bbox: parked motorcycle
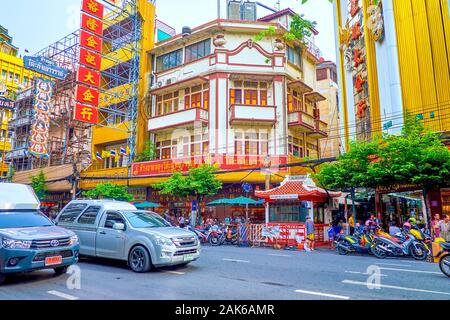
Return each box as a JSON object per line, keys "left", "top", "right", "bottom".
{"left": 370, "top": 228, "right": 428, "bottom": 260}
{"left": 335, "top": 229, "right": 375, "bottom": 255}
{"left": 437, "top": 242, "right": 450, "bottom": 278}
{"left": 209, "top": 224, "right": 239, "bottom": 246}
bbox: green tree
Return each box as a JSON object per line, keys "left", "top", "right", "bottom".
{"left": 83, "top": 183, "right": 134, "bottom": 202}
{"left": 31, "top": 170, "right": 47, "bottom": 201}
{"left": 154, "top": 165, "right": 222, "bottom": 226}
{"left": 135, "top": 141, "right": 156, "bottom": 162}
{"left": 314, "top": 115, "right": 450, "bottom": 225}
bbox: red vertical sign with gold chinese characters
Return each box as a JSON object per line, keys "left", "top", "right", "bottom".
{"left": 75, "top": 0, "right": 104, "bottom": 125}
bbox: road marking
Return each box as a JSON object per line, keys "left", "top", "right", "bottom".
{"left": 379, "top": 267, "right": 441, "bottom": 275}
{"left": 47, "top": 290, "right": 79, "bottom": 300}
{"left": 164, "top": 271, "right": 185, "bottom": 275}
{"left": 222, "top": 258, "right": 250, "bottom": 263}
{"left": 344, "top": 271, "right": 388, "bottom": 277}
{"left": 375, "top": 263, "right": 412, "bottom": 267}
{"left": 342, "top": 280, "right": 450, "bottom": 296}
{"left": 268, "top": 254, "right": 291, "bottom": 257}
{"left": 295, "top": 289, "right": 350, "bottom": 300}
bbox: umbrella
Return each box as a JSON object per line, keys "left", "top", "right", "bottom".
{"left": 226, "top": 196, "right": 260, "bottom": 205}
{"left": 134, "top": 202, "right": 160, "bottom": 209}
{"left": 206, "top": 198, "right": 232, "bottom": 206}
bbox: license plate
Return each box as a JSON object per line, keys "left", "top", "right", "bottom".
{"left": 45, "top": 256, "right": 62, "bottom": 266}
{"left": 183, "top": 254, "right": 195, "bottom": 262}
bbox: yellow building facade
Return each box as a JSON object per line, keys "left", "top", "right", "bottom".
{"left": 334, "top": 0, "right": 450, "bottom": 146}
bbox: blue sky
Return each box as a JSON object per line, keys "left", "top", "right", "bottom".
{"left": 0, "top": 0, "right": 336, "bottom": 61}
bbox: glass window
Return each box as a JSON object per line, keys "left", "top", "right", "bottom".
{"left": 234, "top": 131, "right": 269, "bottom": 156}
{"left": 77, "top": 206, "right": 101, "bottom": 225}
{"left": 185, "top": 39, "right": 211, "bottom": 63}
{"left": 123, "top": 211, "right": 171, "bottom": 228}
{"left": 156, "top": 49, "right": 183, "bottom": 72}
{"left": 230, "top": 81, "right": 270, "bottom": 106}
{"left": 286, "top": 46, "right": 302, "bottom": 68}
{"left": 0, "top": 212, "right": 53, "bottom": 228}
{"left": 104, "top": 211, "right": 126, "bottom": 229}
{"left": 58, "top": 203, "right": 88, "bottom": 223}
{"left": 184, "top": 84, "right": 209, "bottom": 110}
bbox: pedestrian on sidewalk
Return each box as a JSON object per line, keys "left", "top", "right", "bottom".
{"left": 305, "top": 217, "right": 315, "bottom": 252}
{"left": 438, "top": 214, "right": 450, "bottom": 242}
{"left": 431, "top": 214, "right": 442, "bottom": 240}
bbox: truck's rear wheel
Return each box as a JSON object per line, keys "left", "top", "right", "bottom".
{"left": 0, "top": 273, "right": 5, "bottom": 285}
{"left": 128, "top": 246, "right": 152, "bottom": 273}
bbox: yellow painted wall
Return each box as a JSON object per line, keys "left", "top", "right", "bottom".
{"left": 393, "top": 0, "right": 450, "bottom": 132}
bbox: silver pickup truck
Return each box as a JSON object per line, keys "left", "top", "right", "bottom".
{"left": 55, "top": 200, "right": 200, "bottom": 272}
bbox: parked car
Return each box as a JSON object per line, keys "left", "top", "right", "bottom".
{"left": 0, "top": 184, "right": 80, "bottom": 285}
{"left": 55, "top": 200, "right": 201, "bottom": 272}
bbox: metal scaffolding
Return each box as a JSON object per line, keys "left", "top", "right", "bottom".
{"left": 8, "top": 0, "right": 143, "bottom": 171}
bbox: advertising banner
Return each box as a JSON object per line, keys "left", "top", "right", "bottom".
{"left": 79, "top": 30, "right": 103, "bottom": 53}
{"left": 29, "top": 78, "right": 54, "bottom": 157}
{"left": 79, "top": 48, "right": 101, "bottom": 71}
{"left": 77, "top": 65, "right": 100, "bottom": 87}
{"left": 81, "top": 13, "right": 103, "bottom": 37}
{"left": 76, "top": 84, "right": 100, "bottom": 106}
{"left": 74, "top": 104, "right": 99, "bottom": 124}
{"left": 81, "top": 0, "right": 104, "bottom": 19}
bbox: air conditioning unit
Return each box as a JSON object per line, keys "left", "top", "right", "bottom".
{"left": 166, "top": 77, "right": 177, "bottom": 86}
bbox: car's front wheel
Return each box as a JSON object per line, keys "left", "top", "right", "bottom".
{"left": 0, "top": 273, "right": 5, "bottom": 285}
{"left": 53, "top": 266, "right": 69, "bottom": 275}
{"left": 128, "top": 246, "right": 152, "bottom": 273}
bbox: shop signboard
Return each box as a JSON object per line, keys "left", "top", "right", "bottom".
{"left": 269, "top": 194, "right": 299, "bottom": 200}
{"left": 79, "top": 30, "right": 103, "bottom": 53}
{"left": 0, "top": 97, "right": 14, "bottom": 110}
{"left": 23, "top": 56, "right": 68, "bottom": 81}
{"left": 132, "top": 155, "right": 288, "bottom": 177}
{"left": 73, "top": 104, "right": 98, "bottom": 124}
{"left": 81, "top": 0, "right": 104, "bottom": 19}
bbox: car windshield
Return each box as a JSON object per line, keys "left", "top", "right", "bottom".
{"left": 0, "top": 211, "right": 53, "bottom": 229}
{"left": 123, "top": 211, "right": 171, "bottom": 228}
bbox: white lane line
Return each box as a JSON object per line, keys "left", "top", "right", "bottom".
{"left": 344, "top": 271, "right": 388, "bottom": 277}
{"left": 379, "top": 267, "right": 441, "bottom": 275}
{"left": 47, "top": 290, "right": 79, "bottom": 300}
{"left": 375, "top": 263, "right": 412, "bottom": 267}
{"left": 295, "top": 289, "right": 350, "bottom": 300}
{"left": 342, "top": 280, "right": 450, "bottom": 296}
{"left": 165, "top": 271, "right": 185, "bottom": 275}
{"left": 268, "top": 254, "right": 292, "bottom": 257}
{"left": 222, "top": 258, "right": 250, "bottom": 263}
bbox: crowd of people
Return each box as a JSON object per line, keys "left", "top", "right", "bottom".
{"left": 162, "top": 210, "right": 249, "bottom": 228}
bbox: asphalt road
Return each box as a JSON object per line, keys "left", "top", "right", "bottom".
{"left": 0, "top": 245, "right": 448, "bottom": 300}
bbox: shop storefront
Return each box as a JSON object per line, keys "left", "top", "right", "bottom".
{"left": 141, "top": 183, "right": 266, "bottom": 223}
{"left": 376, "top": 185, "right": 444, "bottom": 227}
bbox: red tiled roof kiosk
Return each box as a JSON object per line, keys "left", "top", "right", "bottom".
{"left": 255, "top": 176, "right": 341, "bottom": 224}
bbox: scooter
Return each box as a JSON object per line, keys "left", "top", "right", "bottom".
{"left": 209, "top": 224, "right": 239, "bottom": 246}
{"left": 370, "top": 228, "right": 428, "bottom": 260}
{"left": 437, "top": 242, "right": 450, "bottom": 277}
{"left": 335, "top": 229, "right": 375, "bottom": 255}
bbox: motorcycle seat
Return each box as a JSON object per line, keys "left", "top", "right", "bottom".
{"left": 441, "top": 242, "right": 450, "bottom": 250}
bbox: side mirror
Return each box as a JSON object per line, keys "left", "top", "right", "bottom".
{"left": 113, "top": 223, "right": 125, "bottom": 231}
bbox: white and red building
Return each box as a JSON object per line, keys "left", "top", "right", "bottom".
{"left": 137, "top": 10, "right": 331, "bottom": 223}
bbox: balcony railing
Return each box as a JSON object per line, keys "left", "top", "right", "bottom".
{"left": 288, "top": 111, "right": 316, "bottom": 131}
{"left": 304, "top": 38, "right": 322, "bottom": 60}
{"left": 229, "top": 104, "right": 276, "bottom": 125}
{"left": 148, "top": 107, "right": 209, "bottom": 132}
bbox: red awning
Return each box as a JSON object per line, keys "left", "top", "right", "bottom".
{"left": 255, "top": 178, "right": 341, "bottom": 202}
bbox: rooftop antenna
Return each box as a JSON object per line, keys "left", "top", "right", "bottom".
{"left": 275, "top": 0, "right": 281, "bottom": 11}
